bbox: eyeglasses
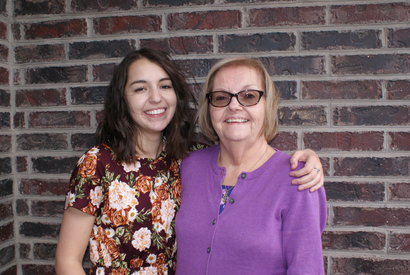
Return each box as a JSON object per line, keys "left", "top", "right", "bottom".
{"left": 207, "top": 90, "right": 265, "bottom": 107}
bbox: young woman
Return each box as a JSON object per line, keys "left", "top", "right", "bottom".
{"left": 55, "top": 48, "right": 324, "bottom": 275}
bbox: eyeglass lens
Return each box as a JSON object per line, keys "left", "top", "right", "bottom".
{"left": 209, "top": 90, "right": 262, "bottom": 107}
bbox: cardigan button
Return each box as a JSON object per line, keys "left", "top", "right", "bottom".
{"left": 241, "top": 173, "right": 246, "bottom": 179}
{"left": 229, "top": 198, "right": 235, "bottom": 204}
{"left": 212, "top": 219, "right": 216, "bottom": 225}
{"left": 207, "top": 247, "right": 211, "bottom": 253}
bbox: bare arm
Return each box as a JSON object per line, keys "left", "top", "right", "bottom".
{"left": 55, "top": 207, "right": 95, "bottom": 275}
{"left": 289, "top": 149, "right": 324, "bottom": 192}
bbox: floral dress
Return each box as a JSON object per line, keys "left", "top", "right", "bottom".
{"left": 64, "top": 143, "right": 202, "bottom": 275}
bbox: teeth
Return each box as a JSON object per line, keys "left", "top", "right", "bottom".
{"left": 226, "top": 118, "right": 248, "bottom": 123}
{"left": 145, "top": 109, "right": 165, "bottom": 115}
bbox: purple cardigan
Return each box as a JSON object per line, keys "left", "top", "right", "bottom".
{"left": 175, "top": 145, "right": 327, "bottom": 275}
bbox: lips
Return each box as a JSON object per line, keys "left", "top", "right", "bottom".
{"left": 225, "top": 118, "right": 248, "bottom": 123}
{"left": 145, "top": 108, "right": 166, "bottom": 115}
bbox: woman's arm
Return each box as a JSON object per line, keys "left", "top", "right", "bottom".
{"left": 289, "top": 149, "right": 324, "bottom": 192}
{"left": 55, "top": 207, "right": 95, "bottom": 275}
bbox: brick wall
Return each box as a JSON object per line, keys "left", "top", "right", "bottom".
{"left": 0, "top": 0, "right": 409, "bottom": 274}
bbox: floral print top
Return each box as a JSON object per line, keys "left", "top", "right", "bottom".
{"left": 64, "top": 142, "right": 203, "bottom": 275}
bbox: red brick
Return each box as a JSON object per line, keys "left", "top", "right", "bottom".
{"left": 12, "top": 23, "right": 21, "bottom": 40}
{"left": 0, "top": 89, "right": 10, "bottom": 106}
{"left": 389, "top": 183, "right": 410, "bottom": 201}
{"left": 275, "top": 81, "right": 297, "bottom": 100}
{"left": 322, "top": 231, "right": 385, "bottom": 250}
{"left": 1, "top": 266, "right": 17, "bottom": 275}
{"left": 0, "top": 21, "right": 6, "bottom": 39}
{"left": 71, "top": 0, "right": 137, "bottom": 12}
{"left": 71, "top": 86, "right": 105, "bottom": 105}
{"left": 17, "top": 156, "right": 27, "bottom": 173}
{"left": 32, "top": 156, "right": 78, "bottom": 174}
{"left": 386, "top": 80, "right": 410, "bottom": 100}
{"left": 14, "top": 112, "right": 25, "bottom": 129}
{"left": 174, "top": 58, "right": 219, "bottom": 78}
{"left": 14, "top": 0, "right": 65, "bottom": 16}
{"left": 0, "top": 179, "right": 13, "bottom": 197}
{"left": 304, "top": 131, "right": 383, "bottom": 151}
{"left": 16, "top": 199, "right": 29, "bottom": 216}
{"left": 269, "top": 132, "right": 298, "bottom": 151}
{"left": 333, "top": 207, "right": 410, "bottom": 226}
{"left": 24, "top": 19, "right": 86, "bottom": 40}
{"left": 389, "top": 132, "right": 410, "bottom": 151}
{"left": 141, "top": 36, "right": 213, "bottom": 55}
{"left": 33, "top": 243, "right": 57, "bottom": 260}
{"left": 332, "top": 54, "right": 410, "bottom": 75}
{"left": 20, "top": 243, "right": 31, "bottom": 260}
{"left": 0, "top": 222, "right": 13, "bottom": 242}
{"left": 96, "top": 110, "right": 104, "bottom": 125}
{"left": 15, "top": 44, "right": 65, "bottom": 64}
{"left": 20, "top": 222, "right": 60, "bottom": 238}
{"left": 32, "top": 201, "right": 65, "bottom": 217}
{"left": 334, "top": 157, "right": 410, "bottom": 177}
{"left": 0, "top": 135, "right": 11, "bottom": 152}
{"left": 390, "top": 232, "right": 410, "bottom": 252}
{"left": 302, "top": 80, "right": 382, "bottom": 99}
{"left": 16, "top": 88, "right": 67, "bottom": 107}
{"left": 249, "top": 6, "right": 325, "bottom": 27}
{"left": 144, "top": 0, "right": 212, "bottom": 6}
{"left": 17, "top": 133, "right": 68, "bottom": 151}
{"left": 27, "top": 66, "right": 88, "bottom": 84}
{"left": 20, "top": 178, "right": 68, "bottom": 196}
{"left": 388, "top": 28, "right": 410, "bottom": 48}
{"left": 0, "top": 201, "right": 13, "bottom": 220}
{"left": 219, "top": 33, "right": 295, "bottom": 53}
{"left": 71, "top": 133, "right": 97, "bottom": 151}
{"left": 333, "top": 106, "right": 410, "bottom": 126}
{"left": 332, "top": 258, "right": 410, "bottom": 274}
{"left": 0, "top": 157, "right": 11, "bottom": 175}
{"left": 29, "top": 111, "right": 90, "bottom": 128}
{"left": 0, "top": 245, "right": 15, "bottom": 266}
{"left": 331, "top": 3, "right": 410, "bottom": 25}
{"left": 93, "top": 63, "right": 117, "bottom": 82}
{"left": 69, "top": 40, "right": 135, "bottom": 60}
{"left": 0, "top": 44, "right": 8, "bottom": 62}
{"left": 279, "top": 106, "right": 327, "bottom": 126}
{"left": 0, "top": 66, "right": 9, "bottom": 85}
{"left": 262, "top": 56, "right": 325, "bottom": 76}
{"left": 0, "top": 112, "right": 10, "bottom": 129}
{"left": 94, "top": 15, "right": 161, "bottom": 35}
{"left": 167, "top": 10, "right": 241, "bottom": 31}
{"left": 324, "top": 181, "right": 384, "bottom": 202}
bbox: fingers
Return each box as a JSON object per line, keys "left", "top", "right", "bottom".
{"left": 292, "top": 169, "right": 324, "bottom": 192}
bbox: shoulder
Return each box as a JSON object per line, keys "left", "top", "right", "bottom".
{"left": 181, "top": 145, "right": 218, "bottom": 169}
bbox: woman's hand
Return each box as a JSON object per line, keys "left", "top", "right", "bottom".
{"left": 289, "top": 149, "right": 324, "bottom": 192}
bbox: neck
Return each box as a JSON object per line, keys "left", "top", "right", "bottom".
{"left": 135, "top": 132, "right": 163, "bottom": 159}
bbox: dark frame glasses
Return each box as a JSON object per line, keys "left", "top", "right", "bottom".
{"left": 206, "top": 90, "right": 265, "bottom": 107}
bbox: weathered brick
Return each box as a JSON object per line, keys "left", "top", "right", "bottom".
{"left": 0, "top": 157, "right": 11, "bottom": 175}
{"left": 71, "top": 133, "right": 97, "bottom": 151}
{"left": 0, "top": 112, "right": 10, "bottom": 129}
{"left": 16, "top": 199, "right": 29, "bottom": 216}
{"left": 333, "top": 207, "right": 410, "bottom": 226}
{"left": 32, "top": 201, "right": 65, "bottom": 217}
{"left": 1, "top": 265, "right": 17, "bottom": 275}
{"left": 389, "top": 132, "right": 410, "bottom": 151}
{"left": 0, "top": 179, "right": 13, "bottom": 197}
{"left": 0, "top": 1, "right": 6, "bottom": 16}
{"left": 390, "top": 232, "right": 410, "bottom": 252}
{"left": 0, "top": 21, "right": 7, "bottom": 40}
{"left": 71, "top": 0, "right": 137, "bottom": 12}
{"left": 0, "top": 43, "right": 8, "bottom": 62}
{"left": 331, "top": 3, "right": 410, "bottom": 25}
{"left": 29, "top": 111, "right": 90, "bottom": 128}
{"left": 141, "top": 36, "right": 213, "bottom": 55}
{"left": 389, "top": 183, "right": 410, "bottom": 201}
{"left": 20, "top": 222, "right": 60, "bottom": 238}
{"left": 0, "top": 245, "right": 15, "bottom": 266}
{"left": 20, "top": 178, "right": 68, "bottom": 196}
{"left": 17, "top": 156, "right": 27, "bottom": 172}
{"left": 322, "top": 231, "right": 385, "bottom": 250}
{"left": 24, "top": 19, "right": 87, "bottom": 40}
{"left": 14, "top": 112, "right": 25, "bottom": 128}
{"left": 16, "top": 88, "right": 67, "bottom": 107}
{"left": 261, "top": 56, "right": 325, "bottom": 76}
{"left": 167, "top": 10, "right": 241, "bottom": 31}
{"left": 324, "top": 181, "right": 384, "bottom": 202}
{"left": 0, "top": 135, "right": 11, "bottom": 152}
{"left": 96, "top": 110, "right": 104, "bottom": 125}
{"left": 0, "top": 66, "right": 9, "bottom": 85}
{"left": 219, "top": 33, "right": 295, "bottom": 53}
{"left": 14, "top": 0, "right": 65, "bottom": 16}
{"left": 272, "top": 81, "right": 296, "bottom": 100}
{"left": 387, "top": 80, "right": 410, "bottom": 100}
{"left": 249, "top": 6, "right": 325, "bottom": 27}
{"left": 332, "top": 258, "right": 410, "bottom": 275}
{"left": 94, "top": 15, "right": 161, "bottom": 35}
{"left": 334, "top": 157, "right": 410, "bottom": 177}
{"left": 302, "top": 30, "right": 381, "bottom": 50}
{"left": 12, "top": 23, "right": 21, "bottom": 40}
{"left": 33, "top": 243, "right": 57, "bottom": 261}
{"left": 93, "top": 63, "right": 117, "bottom": 82}
{"left": 17, "top": 133, "right": 68, "bottom": 150}
{"left": 0, "top": 89, "right": 10, "bottom": 106}
{"left": 27, "top": 65, "right": 87, "bottom": 84}
{"left": 269, "top": 132, "right": 298, "bottom": 151}
{"left": 20, "top": 243, "right": 31, "bottom": 260}
{"left": 304, "top": 131, "right": 384, "bottom": 151}
{"left": 334, "top": 106, "right": 410, "bottom": 126}
{"left": 0, "top": 222, "right": 13, "bottom": 242}
{"left": 332, "top": 54, "right": 410, "bottom": 75}
{"left": 302, "top": 80, "right": 382, "bottom": 99}
{"left": 71, "top": 86, "right": 106, "bottom": 105}
{"left": 388, "top": 28, "right": 410, "bottom": 48}
{"left": 32, "top": 156, "right": 78, "bottom": 174}
{"left": 15, "top": 44, "right": 65, "bottom": 64}
{"left": 174, "top": 58, "right": 218, "bottom": 78}
{"left": 279, "top": 106, "right": 327, "bottom": 126}
{"left": 144, "top": 0, "right": 212, "bottom": 6}
{"left": 0, "top": 201, "right": 13, "bottom": 220}
{"left": 69, "top": 40, "right": 135, "bottom": 60}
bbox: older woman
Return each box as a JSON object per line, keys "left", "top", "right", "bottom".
{"left": 175, "top": 57, "right": 327, "bottom": 274}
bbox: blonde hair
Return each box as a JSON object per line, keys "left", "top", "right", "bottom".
{"left": 198, "top": 57, "right": 279, "bottom": 143}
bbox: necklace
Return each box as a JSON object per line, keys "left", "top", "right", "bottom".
{"left": 220, "top": 145, "right": 269, "bottom": 204}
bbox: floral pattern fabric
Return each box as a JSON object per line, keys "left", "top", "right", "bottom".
{"left": 65, "top": 143, "right": 203, "bottom": 275}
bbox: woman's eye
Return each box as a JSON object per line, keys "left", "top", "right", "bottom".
{"left": 161, "top": 85, "right": 172, "bottom": 89}
{"left": 244, "top": 93, "right": 256, "bottom": 99}
{"left": 134, "top": 87, "right": 145, "bottom": 92}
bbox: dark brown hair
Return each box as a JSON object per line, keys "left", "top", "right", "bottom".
{"left": 96, "top": 48, "right": 197, "bottom": 162}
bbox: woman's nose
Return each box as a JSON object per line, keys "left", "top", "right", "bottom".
{"left": 227, "top": 94, "right": 242, "bottom": 110}
{"left": 149, "top": 87, "right": 162, "bottom": 103}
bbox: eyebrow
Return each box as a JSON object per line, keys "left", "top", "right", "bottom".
{"left": 129, "top": 77, "right": 171, "bottom": 86}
